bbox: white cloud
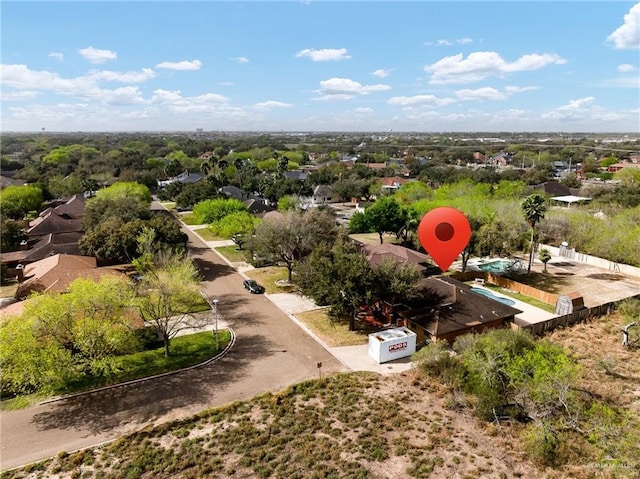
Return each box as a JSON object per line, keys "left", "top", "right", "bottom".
{"left": 372, "top": 69, "right": 391, "bottom": 78}
{"left": 253, "top": 100, "right": 293, "bottom": 111}
{"left": 295, "top": 48, "right": 351, "bottom": 62}
{"left": 1, "top": 90, "right": 39, "bottom": 101}
{"left": 78, "top": 47, "right": 117, "bottom": 64}
{"left": 617, "top": 63, "right": 638, "bottom": 72}
{"left": 49, "top": 52, "right": 64, "bottom": 61}
{"left": 155, "top": 60, "right": 202, "bottom": 71}
{"left": 455, "top": 85, "right": 538, "bottom": 101}
{"left": 232, "top": 57, "right": 249, "bottom": 64}
{"left": 388, "top": 94, "right": 454, "bottom": 107}
{"left": 455, "top": 87, "right": 508, "bottom": 101}
{"left": 425, "top": 51, "right": 566, "bottom": 84}
{"left": 101, "top": 86, "right": 145, "bottom": 105}
{"left": 541, "top": 97, "right": 610, "bottom": 123}
{"left": 426, "top": 38, "right": 473, "bottom": 47}
{"left": 0, "top": 64, "right": 147, "bottom": 105}
{"left": 151, "top": 89, "right": 230, "bottom": 113}
{"left": 219, "top": 81, "right": 234, "bottom": 86}
{"left": 313, "top": 77, "right": 390, "bottom": 100}
{"left": 607, "top": 2, "right": 640, "bottom": 49}
{"left": 85, "top": 68, "right": 156, "bottom": 83}
{"left": 354, "top": 107, "right": 374, "bottom": 114}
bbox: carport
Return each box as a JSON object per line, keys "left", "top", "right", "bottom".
{"left": 550, "top": 195, "right": 592, "bottom": 208}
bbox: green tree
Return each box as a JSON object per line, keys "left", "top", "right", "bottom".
{"left": 95, "top": 181, "right": 152, "bottom": 205}
{"left": 83, "top": 196, "right": 151, "bottom": 231}
{"left": 613, "top": 167, "right": 640, "bottom": 186}
{"left": 348, "top": 211, "right": 371, "bottom": 234}
{"left": 277, "top": 195, "right": 299, "bottom": 212}
{"left": 192, "top": 198, "right": 247, "bottom": 224}
{"left": 249, "top": 209, "right": 338, "bottom": 282}
{"left": 47, "top": 174, "right": 84, "bottom": 198}
{"left": 135, "top": 253, "right": 204, "bottom": 357}
{"left": 364, "top": 196, "right": 406, "bottom": 244}
{"left": 0, "top": 275, "right": 138, "bottom": 395}
{"left": 296, "top": 239, "right": 373, "bottom": 331}
{"left": 208, "top": 211, "right": 259, "bottom": 243}
{"left": 521, "top": 194, "right": 547, "bottom": 273}
{"left": 0, "top": 219, "right": 26, "bottom": 252}
{"left": 371, "top": 258, "right": 422, "bottom": 305}
{"left": 538, "top": 248, "right": 551, "bottom": 273}
{"left": 0, "top": 184, "right": 43, "bottom": 219}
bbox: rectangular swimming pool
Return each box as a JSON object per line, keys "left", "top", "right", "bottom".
{"left": 478, "top": 260, "right": 513, "bottom": 274}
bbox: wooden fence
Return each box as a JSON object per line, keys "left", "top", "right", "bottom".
{"left": 449, "top": 271, "right": 558, "bottom": 305}
{"left": 518, "top": 294, "right": 640, "bottom": 336}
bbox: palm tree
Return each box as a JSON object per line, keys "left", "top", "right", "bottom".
{"left": 521, "top": 194, "right": 547, "bottom": 273}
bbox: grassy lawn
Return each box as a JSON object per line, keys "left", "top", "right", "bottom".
{"left": 193, "top": 228, "right": 227, "bottom": 242}
{"left": 0, "top": 331, "right": 231, "bottom": 411}
{"left": 180, "top": 213, "right": 201, "bottom": 225}
{"left": 215, "top": 245, "right": 248, "bottom": 263}
{"left": 348, "top": 232, "right": 401, "bottom": 245}
{"left": 245, "top": 266, "right": 298, "bottom": 294}
{"left": 295, "top": 308, "right": 371, "bottom": 347}
{"left": 160, "top": 201, "right": 176, "bottom": 210}
{"left": 0, "top": 282, "right": 18, "bottom": 298}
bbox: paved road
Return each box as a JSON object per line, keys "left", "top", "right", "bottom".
{"left": 0, "top": 208, "right": 347, "bottom": 471}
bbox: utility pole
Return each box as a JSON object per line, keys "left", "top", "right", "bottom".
{"left": 213, "top": 299, "right": 219, "bottom": 352}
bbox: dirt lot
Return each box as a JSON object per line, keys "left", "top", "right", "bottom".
{"left": 521, "top": 258, "right": 640, "bottom": 308}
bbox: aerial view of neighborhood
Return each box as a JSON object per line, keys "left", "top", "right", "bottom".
{"left": 1, "top": 1, "right": 639, "bottom": 478}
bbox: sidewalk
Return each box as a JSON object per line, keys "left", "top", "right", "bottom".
{"left": 194, "top": 232, "right": 415, "bottom": 375}
{"left": 264, "top": 293, "right": 413, "bottom": 375}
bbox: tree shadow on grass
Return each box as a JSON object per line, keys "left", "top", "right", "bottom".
{"left": 31, "top": 333, "right": 279, "bottom": 435}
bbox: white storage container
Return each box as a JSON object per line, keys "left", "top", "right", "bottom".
{"left": 368, "top": 327, "right": 417, "bottom": 364}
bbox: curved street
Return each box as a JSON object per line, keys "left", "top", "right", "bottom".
{"left": 0, "top": 209, "right": 347, "bottom": 471}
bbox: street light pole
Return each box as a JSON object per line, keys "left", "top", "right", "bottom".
{"left": 212, "top": 299, "right": 219, "bottom": 352}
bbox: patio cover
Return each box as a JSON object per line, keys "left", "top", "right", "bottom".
{"left": 551, "top": 195, "right": 592, "bottom": 206}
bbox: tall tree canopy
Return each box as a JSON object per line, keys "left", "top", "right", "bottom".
{"left": 0, "top": 184, "right": 43, "bottom": 219}
{"left": 249, "top": 208, "right": 338, "bottom": 282}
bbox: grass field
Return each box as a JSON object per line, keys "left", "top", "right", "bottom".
{"left": 295, "top": 308, "right": 371, "bottom": 347}
{"left": 244, "top": 267, "right": 297, "bottom": 294}
{"left": 215, "top": 245, "right": 248, "bottom": 263}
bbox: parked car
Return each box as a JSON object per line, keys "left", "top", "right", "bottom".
{"left": 243, "top": 279, "right": 265, "bottom": 294}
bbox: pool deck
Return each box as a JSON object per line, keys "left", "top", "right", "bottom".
{"left": 469, "top": 284, "right": 556, "bottom": 325}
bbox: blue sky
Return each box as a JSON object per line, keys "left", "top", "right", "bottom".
{"left": 1, "top": 1, "right": 639, "bottom": 133}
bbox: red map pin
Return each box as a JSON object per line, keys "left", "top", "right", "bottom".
{"left": 417, "top": 207, "right": 471, "bottom": 273}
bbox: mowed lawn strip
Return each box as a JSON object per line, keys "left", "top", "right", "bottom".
{"left": 214, "top": 245, "right": 247, "bottom": 263}
{"left": 244, "top": 267, "right": 297, "bottom": 294}
{"left": 61, "top": 332, "right": 231, "bottom": 397}
{"left": 295, "top": 309, "right": 370, "bottom": 347}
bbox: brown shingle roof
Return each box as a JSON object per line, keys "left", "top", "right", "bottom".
{"left": 15, "top": 254, "right": 122, "bottom": 299}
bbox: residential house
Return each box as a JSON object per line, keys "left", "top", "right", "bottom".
{"left": 2, "top": 195, "right": 87, "bottom": 268}
{"left": 360, "top": 243, "right": 430, "bottom": 271}
{"left": 157, "top": 170, "right": 203, "bottom": 188}
{"left": 14, "top": 254, "right": 125, "bottom": 300}
{"left": 0, "top": 175, "right": 25, "bottom": 190}
{"left": 607, "top": 162, "right": 640, "bottom": 173}
{"left": 379, "top": 176, "right": 410, "bottom": 194}
{"left": 311, "top": 185, "right": 337, "bottom": 205}
{"left": 395, "top": 276, "right": 522, "bottom": 345}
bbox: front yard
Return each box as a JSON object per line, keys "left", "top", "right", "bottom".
{"left": 243, "top": 266, "right": 297, "bottom": 294}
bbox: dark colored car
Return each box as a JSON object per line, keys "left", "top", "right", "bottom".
{"left": 243, "top": 279, "right": 265, "bottom": 294}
